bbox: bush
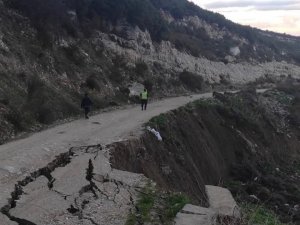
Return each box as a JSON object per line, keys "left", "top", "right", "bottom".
{"left": 63, "top": 45, "right": 85, "bottom": 66}
{"left": 276, "top": 79, "right": 300, "bottom": 96}
{"left": 143, "top": 79, "right": 153, "bottom": 92}
{"left": 148, "top": 114, "right": 167, "bottom": 127}
{"left": 5, "top": 0, "right": 72, "bottom": 44}
{"left": 179, "top": 71, "right": 204, "bottom": 91}
{"left": 27, "top": 75, "right": 45, "bottom": 98}
{"left": 86, "top": 76, "right": 101, "bottom": 91}
{"left": 241, "top": 204, "right": 285, "bottom": 225}
{"left": 109, "top": 68, "right": 123, "bottom": 83}
{"left": 36, "top": 103, "right": 57, "bottom": 124}
{"left": 5, "top": 108, "right": 27, "bottom": 131}
{"left": 135, "top": 61, "right": 148, "bottom": 77}
{"left": 163, "top": 193, "right": 190, "bottom": 220}
{"left": 26, "top": 76, "right": 79, "bottom": 124}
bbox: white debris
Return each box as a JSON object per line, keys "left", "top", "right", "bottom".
{"left": 249, "top": 195, "right": 260, "bottom": 202}
{"left": 147, "top": 126, "right": 162, "bottom": 141}
{"left": 230, "top": 46, "right": 240, "bottom": 56}
{"left": 129, "top": 82, "right": 144, "bottom": 96}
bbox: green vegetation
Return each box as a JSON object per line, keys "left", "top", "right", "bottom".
{"left": 185, "top": 99, "right": 219, "bottom": 113}
{"left": 137, "top": 188, "right": 156, "bottom": 222}
{"left": 224, "top": 179, "right": 292, "bottom": 225}
{"left": 125, "top": 183, "right": 156, "bottom": 224}
{"left": 125, "top": 182, "right": 190, "bottom": 225}
{"left": 241, "top": 204, "right": 287, "bottom": 225}
{"left": 5, "top": 0, "right": 300, "bottom": 62}
{"left": 179, "top": 71, "right": 204, "bottom": 91}
{"left": 268, "top": 91, "right": 294, "bottom": 105}
{"left": 25, "top": 76, "right": 80, "bottom": 124}
{"left": 161, "top": 193, "right": 190, "bottom": 223}
{"left": 148, "top": 114, "right": 167, "bottom": 127}
{"left": 194, "top": 99, "right": 219, "bottom": 108}
{"left": 125, "top": 213, "right": 136, "bottom": 225}
{"left": 135, "top": 61, "right": 149, "bottom": 77}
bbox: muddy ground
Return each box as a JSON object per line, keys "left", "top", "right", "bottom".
{"left": 111, "top": 81, "right": 300, "bottom": 224}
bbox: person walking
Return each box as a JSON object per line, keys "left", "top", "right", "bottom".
{"left": 81, "top": 93, "right": 93, "bottom": 119}
{"left": 140, "top": 88, "right": 148, "bottom": 111}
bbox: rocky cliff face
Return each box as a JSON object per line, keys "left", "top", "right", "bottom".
{"left": 96, "top": 26, "right": 300, "bottom": 84}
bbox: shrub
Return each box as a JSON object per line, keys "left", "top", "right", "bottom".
{"left": 179, "top": 71, "right": 204, "bottom": 91}
{"left": 135, "top": 61, "right": 148, "bottom": 77}
{"left": 86, "top": 76, "right": 101, "bottom": 91}
{"left": 163, "top": 193, "right": 190, "bottom": 220}
{"left": 148, "top": 113, "right": 167, "bottom": 127}
{"left": 109, "top": 68, "right": 123, "bottom": 83}
{"left": 27, "top": 75, "right": 45, "bottom": 98}
{"left": 5, "top": 108, "right": 26, "bottom": 131}
{"left": 143, "top": 79, "right": 153, "bottom": 92}
{"left": 241, "top": 204, "right": 285, "bottom": 225}
{"left": 26, "top": 76, "right": 79, "bottom": 124}
{"left": 63, "top": 45, "right": 85, "bottom": 66}
{"left": 5, "top": 0, "right": 72, "bottom": 44}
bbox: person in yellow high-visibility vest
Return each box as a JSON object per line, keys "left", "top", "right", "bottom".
{"left": 140, "top": 88, "right": 148, "bottom": 111}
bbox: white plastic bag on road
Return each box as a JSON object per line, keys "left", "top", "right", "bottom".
{"left": 147, "top": 126, "right": 162, "bottom": 141}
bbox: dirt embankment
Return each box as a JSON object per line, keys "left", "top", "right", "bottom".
{"left": 110, "top": 83, "right": 300, "bottom": 223}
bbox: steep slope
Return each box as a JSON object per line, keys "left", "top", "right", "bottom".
{"left": 111, "top": 81, "right": 300, "bottom": 224}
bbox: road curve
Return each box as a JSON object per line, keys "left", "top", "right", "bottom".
{"left": 0, "top": 93, "right": 215, "bottom": 208}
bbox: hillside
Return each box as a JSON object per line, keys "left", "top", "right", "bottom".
{"left": 1, "top": 0, "right": 300, "bottom": 143}
{"left": 1, "top": 83, "right": 299, "bottom": 225}
{"left": 4, "top": 0, "right": 300, "bottom": 62}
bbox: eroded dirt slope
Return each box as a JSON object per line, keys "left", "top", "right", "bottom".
{"left": 111, "top": 82, "right": 300, "bottom": 223}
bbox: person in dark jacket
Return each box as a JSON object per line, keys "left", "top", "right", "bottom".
{"left": 81, "top": 93, "right": 93, "bottom": 119}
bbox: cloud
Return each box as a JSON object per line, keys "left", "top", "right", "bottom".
{"left": 204, "top": 0, "right": 300, "bottom": 11}
{"left": 190, "top": 0, "right": 300, "bottom": 36}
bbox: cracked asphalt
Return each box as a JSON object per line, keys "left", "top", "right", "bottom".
{"left": 0, "top": 93, "right": 214, "bottom": 224}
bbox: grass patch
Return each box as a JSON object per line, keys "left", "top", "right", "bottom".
{"left": 148, "top": 114, "right": 167, "bottom": 127}
{"left": 241, "top": 204, "right": 286, "bottom": 225}
{"left": 125, "top": 213, "right": 136, "bottom": 225}
{"left": 224, "top": 180, "right": 243, "bottom": 190}
{"left": 185, "top": 98, "right": 219, "bottom": 112}
{"left": 193, "top": 99, "right": 219, "bottom": 108}
{"left": 137, "top": 188, "right": 156, "bottom": 222}
{"left": 264, "top": 90, "right": 294, "bottom": 106}
{"left": 161, "top": 193, "right": 190, "bottom": 224}
{"left": 125, "top": 184, "right": 190, "bottom": 225}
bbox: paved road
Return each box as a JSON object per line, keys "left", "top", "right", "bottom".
{"left": 0, "top": 93, "right": 215, "bottom": 224}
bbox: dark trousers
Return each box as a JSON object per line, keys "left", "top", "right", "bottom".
{"left": 141, "top": 99, "right": 148, "bottom": 110}
{"left": 84, "top": 107, "right": 90, "bottom": 118}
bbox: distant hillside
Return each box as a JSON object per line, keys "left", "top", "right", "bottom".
{"left": 4, "top": 0, "right": 300, "bottom": 63}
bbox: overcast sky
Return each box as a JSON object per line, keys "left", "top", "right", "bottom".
{"left": 189, "top": 0, "right": 300, "bottom": 36}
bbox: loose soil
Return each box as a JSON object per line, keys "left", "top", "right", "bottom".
{"left": 111, "top": 86, "right": 300, "bottom": 224}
